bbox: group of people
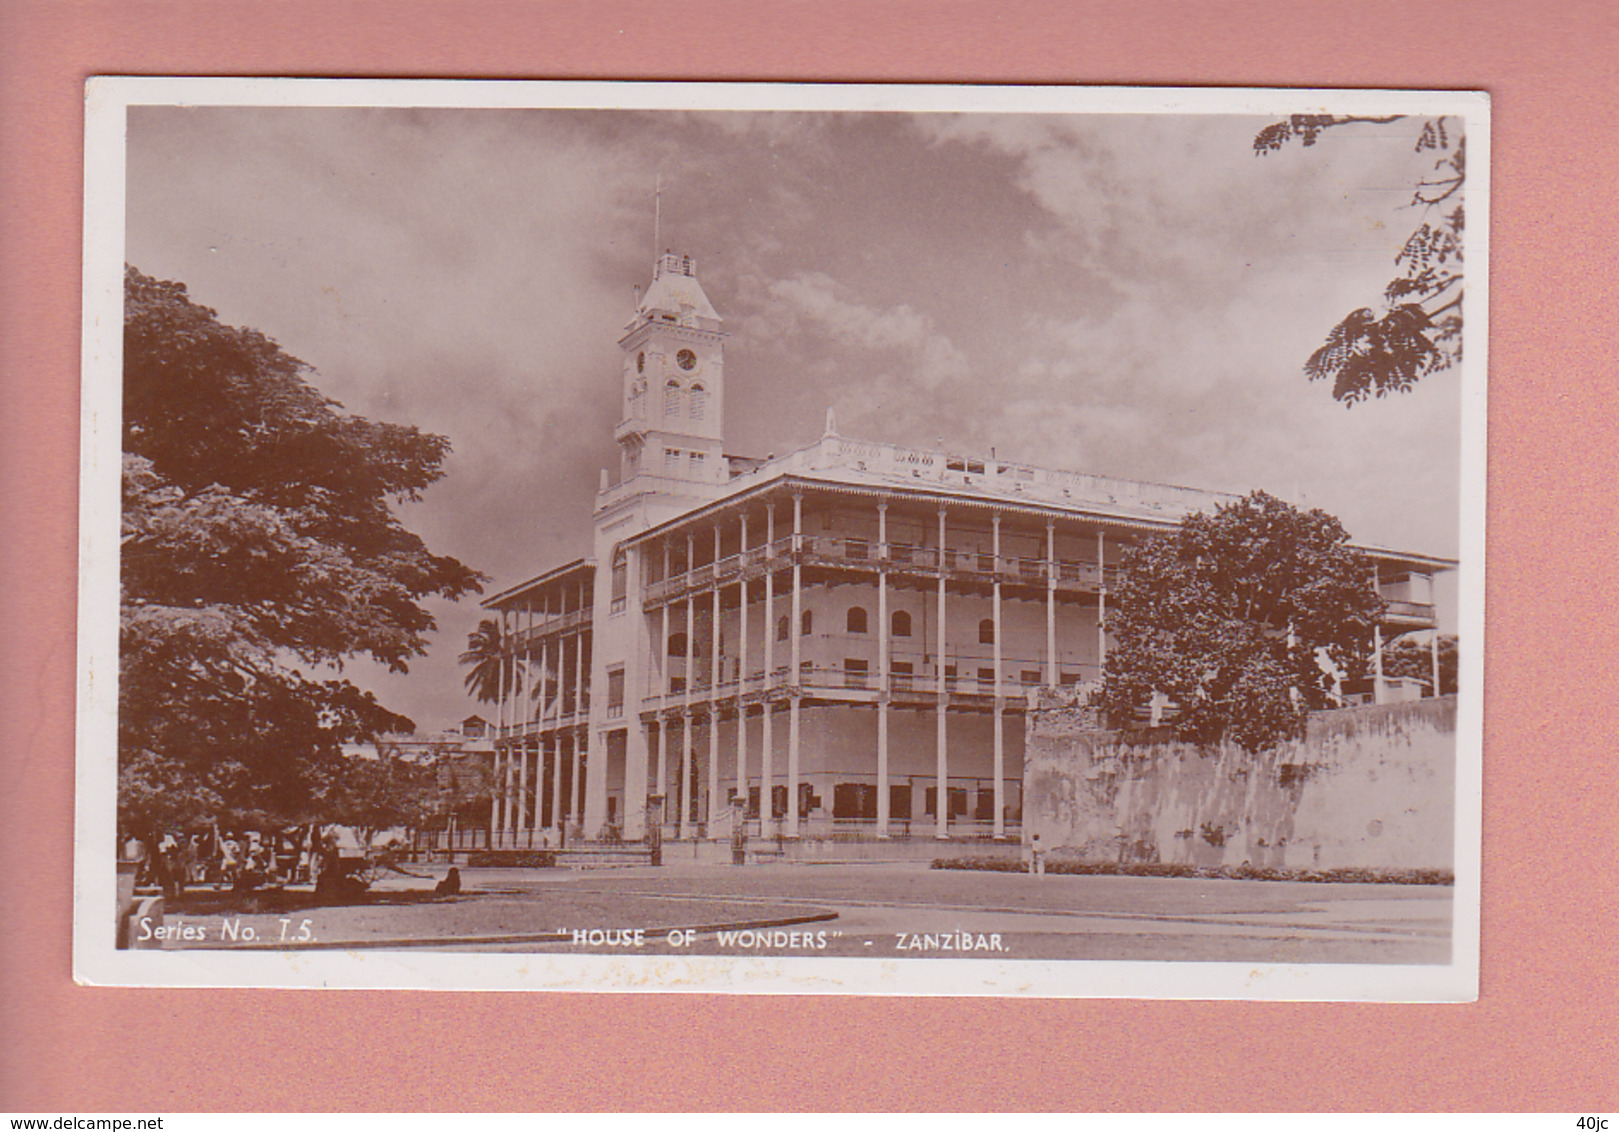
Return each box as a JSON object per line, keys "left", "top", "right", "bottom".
{"left": 123, "top": 826, "right": 341, "bottom": 897}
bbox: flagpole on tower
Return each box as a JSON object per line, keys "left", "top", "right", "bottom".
{"left": 654, "top": 173, "right": 662, "bottom": 266}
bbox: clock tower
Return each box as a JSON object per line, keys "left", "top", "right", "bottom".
{"left": 613, "top": 251, "right": 727, "bottom": 490}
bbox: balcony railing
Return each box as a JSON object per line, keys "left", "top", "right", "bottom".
{"left": 643, "top": 538, "right": 1121, "bottom": 607}
{"left": 509, "top": 607, "right": 593, "bottom": 648}
{"left": 1383, "top": 599, "right": 1437, "bottom": 622}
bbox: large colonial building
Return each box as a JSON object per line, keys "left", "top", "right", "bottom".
{"left": 477, "top": 252, "right": 1452, "bottom": 850}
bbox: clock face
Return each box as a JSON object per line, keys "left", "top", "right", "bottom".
{"left": 676, "top": 348, "right": 697, "bottom": 371}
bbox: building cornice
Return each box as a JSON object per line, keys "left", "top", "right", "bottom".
{"left": 482, "top": 557, "right": 596, "bottom": 609}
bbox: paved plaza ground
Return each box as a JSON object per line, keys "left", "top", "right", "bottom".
{"left": 150, "top": 859, "right": 1452, "bottom": 965}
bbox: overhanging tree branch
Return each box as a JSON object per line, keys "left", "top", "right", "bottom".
{"left": 1256, "top": 115, "right": 1466, "bottom": 404}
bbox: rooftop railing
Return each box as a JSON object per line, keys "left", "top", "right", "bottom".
{"left": 642, "top": 538, "right": 1121, "bottom": 606}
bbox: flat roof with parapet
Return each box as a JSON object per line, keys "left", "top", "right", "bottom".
{"left": 624, "top": 429, "right": 1458, "bottom": 572}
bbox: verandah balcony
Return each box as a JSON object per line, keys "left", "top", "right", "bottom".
{"left": 639, "top": 659, "right": 1100, "bottom": 713}
{"left": 643, "top": 534, "right": 1121, "bottom": 607}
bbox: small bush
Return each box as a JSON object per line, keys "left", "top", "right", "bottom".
{"left": 465, "top": 850, "right": 556, "bottom": 868}
{"left": 930, "top": 857, "right": 1452, "bottom": 886}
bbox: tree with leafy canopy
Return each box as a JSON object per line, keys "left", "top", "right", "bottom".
{"left": 1383, "top": 632, "right": 1458, "bottom": 696}
{"left": 1100, "top": 491, "right": 1385, "bottom": 753}
{"left": 119, "top": 267, "right": 484, "bottom": 839}
{"left": 1255, "top": 115, "right": 1465, "bottom": 404}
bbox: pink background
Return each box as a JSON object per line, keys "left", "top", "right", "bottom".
{"left": 3, "top": 0, "right": 1615, "bottom": 1111}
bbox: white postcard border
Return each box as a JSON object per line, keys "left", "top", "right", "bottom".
{"left": 76, "top": 77, "right": 1488, "bottom": 1000}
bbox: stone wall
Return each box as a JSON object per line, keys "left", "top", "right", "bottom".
{"left": 1023, "top": 694, "right": 1456, "bottom": 871}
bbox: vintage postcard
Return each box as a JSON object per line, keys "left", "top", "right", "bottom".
{"left": 76, "top": 79, "right": 1486, "bottom": 998}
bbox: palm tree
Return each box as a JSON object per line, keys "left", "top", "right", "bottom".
{"left": 459, "top": 618, "right": 511, "bottom": 704}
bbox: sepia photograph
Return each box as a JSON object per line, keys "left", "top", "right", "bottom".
{"left": 77, "top": 79, "right": 1486, "bottom": 998}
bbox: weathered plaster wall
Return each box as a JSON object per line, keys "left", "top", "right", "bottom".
{"left": 1023, "top": 695, "right": 1456, "bottom": 871}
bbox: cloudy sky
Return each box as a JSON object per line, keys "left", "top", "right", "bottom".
{"left": 123, "top": 94, "right": 1468, "bottom": 730}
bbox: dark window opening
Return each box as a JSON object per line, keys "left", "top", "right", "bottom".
{"left": 979, "top": 618, "right": 995, "bottom": 644}
{"left": 890, "top": 784, "right": 912, "bottom": 821}
{"left": 890, "top": 660, "right": 914, "bottom": 691}
{"left": 833, "top": 783, "right": 879, "bottom": 820}
{"left": 891, "top": 610, "right": 912, "bottom": 637}
{"left": 923, "top": 786, "right": 969, "bottom": 818}
{"left": 846, "top": 607, "right": 868, "bottom": 633}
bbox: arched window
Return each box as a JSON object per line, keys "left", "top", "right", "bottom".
{"left": 979, "top": 618, "right": 995, "bottom": 645}
{"left": 667, "top": 632, "right": 689, "bottom": 657}
{"left": 690, "top": 383, "right": 707, "bottom": 420}
{"left": 846, "top": 607, "right": 868, "bottom": 634}
{"left": 776, "top": 615, "right": 790, "bottom": 642}
{"left": 891, "top": 610, "right": 912, "bottom": 637}
{"left": 609, "top": 548, "right": 628, "bottom": 611}
{"left": 801, "top": 609, "right": 814, "bottom": 635}
{"left": 664, "top": 380, "right": 681, "bottom": 418}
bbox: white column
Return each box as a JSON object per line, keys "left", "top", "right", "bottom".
{"left": 546, "top": 735, "right": 558, "bottom": 833}
{"left": 574, "top": 628, "right": 586, "bottom": 723}
{"left": 526, "top": 601, "right": 538, "bottom": 735}
{"left": 1096, "top": 529, "right": 1108, "bottom": 677}
{"left": 659, "top": 539, "right": 672, "bottom": 699}
{"left": 1431, "top": 630, "right": 1442, "bottom": 697}
{"left": 490, "top": 748, "right": 502, "bottom": 843}
{"left": 762, "top": 503, "right": 776, "bottom": 831}
{"left": 575, "top": 614, "right": 594, "bottom": 831}
{"left": 539, "top": 633, "right": 551, "bottom": 733}
{"left": 677, "top": 711, "right": 691, "bottom": 839}
{"left": 500, "top": 612, "right": 514, "bottom": 842}
{"left": 517, "top": 731, "right": 529, "bottom": 842}
{"left": 556, "top": 733, "right": 570, "bottom": 830}
{"left": 621, "top": 545, "right": 650, "bottom": 840}
{"left": 544, "top": 626, "right": 559, "bottom": 833}
{"left": 492, "top": 647, "right": 504, "bottom": 843}
{"left": 992, "top": 513, "right": 1005, "bottom": 840}
{"left": 656, "top": 718, "right": 669, "bottom": 827}
{"left": 788, "top": 492, "right": 804, "bottom": 838}
{"left": 1045, "top": 521, "right": 1057, "bottom": 687}
{"left": 534, "top": 633, "right": 549, "bottom": 834}
{"left": 682, "top": 538, "right": 695, "bottom": 838}
{"left": 876, "top": 502, "right": 890, "bottom": 839}
{"left": 710, "top": 525, "right": 722, "bottom": 836}
{"left": 656, "top": 584, "right": 669, "bottom": 799}
{"left": 572, "top": 731, "right": 585, "bottom": 826}
{"left": 736, "top": 511, "right": 750, "bottom": 819}
{"left": 503, "top": 738, "right": 516, "bottom": 848}
{"left": 1371, "top": 565, "right": 1385, "bottom": 704}
{"left": 493, "top": 615, "right": 505, "bottom": 841}
{"left": 489, "top": 745, "right": 501, "bottom": 845}
{"left": 936, "top": 507, "right": 949, "bottom": 840}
